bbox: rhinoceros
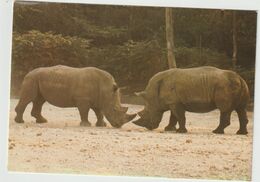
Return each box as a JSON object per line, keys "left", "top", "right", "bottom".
{"left": 14, "top": 65, "right": 136, "bottom": 128}
{"left": 133, "top": 66, "right": 250, "bottom": 135}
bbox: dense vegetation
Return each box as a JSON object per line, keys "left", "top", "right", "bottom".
{"left": 11, "top": 2, "right": 256, "bottom": 99}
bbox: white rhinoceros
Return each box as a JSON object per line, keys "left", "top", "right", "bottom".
{"left": 15, "top": 65, "right": 136, "bottom": 128}
{"left": 133, "top": 66, "right": 250, "bottom": 135}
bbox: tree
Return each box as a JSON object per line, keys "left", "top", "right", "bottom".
{"left": 232, "top": 11, "right": 238, "bottom": 69}
{"left": 165, "top": 7, "right": 177, "bottom": 68}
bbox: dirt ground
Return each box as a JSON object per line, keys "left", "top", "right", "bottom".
{"left": 8, "top": 99, "right": 254, "bottom": 180}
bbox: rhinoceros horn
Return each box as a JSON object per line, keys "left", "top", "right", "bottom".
{"left": 126, "top": 113, "right": 137, "bottom": 123}
{"left": 132, "top": 117, "right": 147, "bottom": 127}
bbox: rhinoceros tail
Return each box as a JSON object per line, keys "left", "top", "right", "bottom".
{"left": 18, "top": 71, "right": 40, "bottom": 104}
{"left": 237, "top": 76, "right": 250, "bottom": 109}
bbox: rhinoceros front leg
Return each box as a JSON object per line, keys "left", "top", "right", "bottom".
{"left": 164, "top": 112, "right": 177, "bottom": 131}
{"left": 93, "top": 108, "right": 107, "bottom": 127}
{"left": 212, "top": 111, "right": 231, "bottom": 134}
{"left": 170, "top": 105, "right": 187, "bottom": 133}
{"left": 31, "top": 95, "right": 47, "bottom": 123}
{"left": 76, "top": 99, "right": 91, "bottom": 127}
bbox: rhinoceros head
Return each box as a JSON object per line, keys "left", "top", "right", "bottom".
{"left": 104, "top": 86, "right": 137, "bottom": 128}
{"left": 132, "top": 91, "right": 163, "bottom": 130}
{"left": 106, "top": 106, "right": 137, "bottom": 128}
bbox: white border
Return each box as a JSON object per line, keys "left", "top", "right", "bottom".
{"left": 0, "top": 0, "right": 259, "bottom": 182}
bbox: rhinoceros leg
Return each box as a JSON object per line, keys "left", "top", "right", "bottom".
{"left": 93, "top": 108, "right": 106, "bottom": 127}
{"left": 213, "top": 111, "right": 231, "bottom": 134}
{"left": 76, "top": 99, "right": 91, "bottom": 127}
{"left": 164, "top": 112, "right": 177, "bottom": 131}
{"left": 170, "top": 105, "right": 187, "bottom": 133}
{"left": 31, "top": 95, "right": 47, "bottom": 123}
{"left": 15, "top": 78, "right": 38, "bottom": 123}
{"left": 15, "top": 100, "right": 30, "bottom": 123}
{"left": 236, "top": 108, "right": 248, "bottom": 135}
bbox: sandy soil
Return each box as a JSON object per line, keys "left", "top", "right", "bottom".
{"left": 8, "top": 99, "right": 254, "bottom": 180}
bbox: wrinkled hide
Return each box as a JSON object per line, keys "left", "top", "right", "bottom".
{"left": 133, "top": 66, "right": 250, "bottom": 134}
{"left": 15, "top": 65, "right": 136, "bottom": 127}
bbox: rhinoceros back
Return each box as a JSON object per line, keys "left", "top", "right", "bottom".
{"left": 27, "top": 65, "right": 115, "bottom": 108}
{"left": 151, "top": 66, "right": 249, "bottom": 113}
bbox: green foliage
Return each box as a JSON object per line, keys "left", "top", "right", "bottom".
{"left": 11, "top": 2, "right": 256, "bottom": 98}
{"left": 175, "top": 47, "right": 231, "bottom": 68}
{"left": 12, "top": 30, "right": 90, "bottom": 69}
{"left": 11, "top": 31, "right": 164, "bottom": 95}
{"left": 11, "top": 30, "right": 91, "bottom": 95}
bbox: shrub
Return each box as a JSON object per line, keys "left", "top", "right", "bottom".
{"left": 11, "top": 30, "right": 91, "bottom": 96}
{"left": 175, "top": 47, "right": 232, "bottom": 68}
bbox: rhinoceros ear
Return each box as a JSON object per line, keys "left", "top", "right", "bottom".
{"left": 113, "top": 84, "right": 118, "bottom": 92}
{"left": 135, "top": 91, "right": 146, "bottom": 99}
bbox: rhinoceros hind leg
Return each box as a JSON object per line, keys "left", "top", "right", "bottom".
{"left": 15, "top": 97, "right": 34, "bottom": 124}
{"left": 213, "top": 111, "right": 231, "bottom": 134}
{"left": 14, "top": 115, "right": 25, "bottom": 124}
{"left": 76, "top": 99, "right": 91, "bottom": 127}
{"left": 164, "top": 112, "right": 177, "bottom": 131}
{"left": 93, "top": 108, "right": 107, "bottom": 127}
{"left": 236, "top": 108, "right": 248, "bottom": 135}
{"left": 236, "top": 129, "right": 248, "bottom": 135}
{"left": 31, "top": 95, "right": 47, "bottom": 123}
{"left": 15, "top": 76, "right": 38, "bottom": 124}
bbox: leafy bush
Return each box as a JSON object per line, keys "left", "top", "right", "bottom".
{"left": 11, "top": 31, "right": 164, "bottom": 96}
{"left": 11, "top": 30, "right": 91, "bottom": 95}
{"left": 11, "top": 30, "right": 253, "bottom": 99}
{"left": 175, "top": 47, "right": 232, "bottom": 68}
{"left": 12, "top": 30, "right": 90, "bottom": 68}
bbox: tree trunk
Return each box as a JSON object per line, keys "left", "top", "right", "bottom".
{"left": 165, "top": 8, "right": 177, "bottom": 68}
{"left": 128, "top": 7, "right": 134, "bottom": 40}
{"left": 232, "top": 11, "right": 238, "bottom": 69}
{"left": 199, "top": 34, "right": 202, "bottom": 61}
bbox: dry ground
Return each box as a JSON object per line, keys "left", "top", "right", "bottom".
{"left": 8, "top": 99, "right": 254, "bottom": 180}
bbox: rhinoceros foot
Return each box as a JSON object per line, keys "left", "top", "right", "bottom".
{"left": 80, "top": 121, "right": 91, "bottom": 127}
{"left": 14, "top": 116, "right": 24, "bottom": 124}
{"left": 236, "top": 129, "right": 248, "bottom": 135}
{"left": 36, "top": 117, "right": 48, "bottom": 123}
{"left": 176, "top": 127, "right": 188, "bottom": 133}
{"left": 96, "top": 120, "right": 107, "bottom": 127}
{"left": 212, "top": 128, "right": 224, "bottom": 134}
{"left": 164, "top": 125, "right": 176, "bottom": 131}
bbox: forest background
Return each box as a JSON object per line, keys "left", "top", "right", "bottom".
{"left": 11, "top": 2, "right": 257, "bottom": 105}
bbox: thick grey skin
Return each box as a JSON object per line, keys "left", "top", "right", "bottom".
{"left": 15, "top": 65, "right": 136, "bottom": 128}
{"left": 133, "top": 66, "right": 250, "bottom": 135}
